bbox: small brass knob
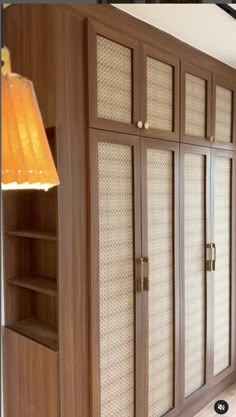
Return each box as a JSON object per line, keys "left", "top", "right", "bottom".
{"left": 209, "top": 135, "right": 214, "bottom": 142}
{"left": 137, "top": 121, "right": 143, "bottom": 129}
{"left": 144, "top": 122, "right": 149, "bottom": 130}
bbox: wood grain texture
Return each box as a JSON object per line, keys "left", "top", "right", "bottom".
{"left": 3, "top": 328, "right": 59, "bottom": 417}
{"left": 3, "top": 4, "right": 56, "bottom": 128}
{"left": 6, "top": 230, "right": 57, "bottom": 240}
{"left": 56, "top": 9, "right": 89, "bottom": 417}
{"left": 7, "top": 318, "right": 58, "bottom": 350}
{"left": 62, "top": 4, "right": 236, "bottom": 82}
{"left": 7, "top": 276, "right": 57, "bottom": 297}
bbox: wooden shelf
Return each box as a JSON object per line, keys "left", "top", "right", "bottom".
{"left": 6, "top": 230, "right": 57, "bottom": 241}
{"left": 7, "top": 276, "right": 57, "bottom": 297}
{"left": 7, "top": 318, "right": 58, "bottom": 351}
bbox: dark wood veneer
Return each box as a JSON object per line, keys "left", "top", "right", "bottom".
{"left": 7, "top": 318, "right": 58, "bottom": 351}
{"left": 3, "top": 4, "right": 236, "bottom": 417}
{"left": 3, "top": 328, "right": 59, "bottom": 417}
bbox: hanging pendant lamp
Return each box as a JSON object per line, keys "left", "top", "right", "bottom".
{"left": 1, "top": 47, "right": 59, "bottom": 191}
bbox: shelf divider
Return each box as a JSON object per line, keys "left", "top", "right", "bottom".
{"left": 6, "top": 230, "right": 57, "bottom": 241}
{"left": 7, "top": 276, "right": 57, "bottom": 297}
{"left": 7, "top": 318, "right": 58, "bottom": 351}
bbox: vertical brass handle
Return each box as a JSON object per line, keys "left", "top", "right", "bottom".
{"left": 143, "top": 257, "right": 149, "bottom": 291}
{"left": 212, "top": 243, "right": 216, "bottom": 271}
{"left": 206, "top": 243, "right": 213, "bottom": 272}
{"left": 206, "top": 243, "right": 216, "bottom": 271}
{"left": 136, "top": 257, "right": 144, "bottom": 293}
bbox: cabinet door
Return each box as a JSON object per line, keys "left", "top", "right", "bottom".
{"left": 141, "top": 44, "right": 180, "bottom": 141}
{"left": 180, "top": 145, "right": 211, "bottom": 407}
{"left": 3, "top": 329, "right": 59, "bottom": 417}
{"left": 87, "top": 19, "right": 141, "bottom": 135}
{"left": 211, "top": 150, "right": 236, "bottom": 384}
{"left": 212, "top": 76, "right": 236, "bottom": 151}
{"left": 181, "top": 62, "right": 212, "bottom": 146}
{"left": 89, "top": 129, "right": 143, "bottom": 417}
{"left": 141, "top": 139, "right": 180, "bottom": 417}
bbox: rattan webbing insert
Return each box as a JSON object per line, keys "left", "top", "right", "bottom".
{"left": 215, "top": 86, "right": 233, "bottom": 144}
{"left": 185, "top": 73, "right": 206, "bottom": 138}
{"left": 98, "top": 142, "right": 134, "bottom": 417}
{"left": 214, "top": 157, "right": 231, "bottom": 376}
{"left": 147, "top": 57, "right": 173, "bottom": 131}
{"left": 184, "top": 153, "right": 206, "bottom": 398}
{"left": 97, "top": 36, "right": 132, "bottom": 124}
{"left": 147, "top": 148, "right": 174, "bottom": 417}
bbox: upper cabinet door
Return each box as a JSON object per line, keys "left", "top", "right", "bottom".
{"left": 181, "top": 62, "right": 212, "bottom": 146}
{"left": 87, "top": 19, "right": 141, "bottom": 135}
{"left": 212, "top": 76, "right": 236, "bottom": 150}
{"left": 141, "top": 44, "right": 180, "bottom": 141}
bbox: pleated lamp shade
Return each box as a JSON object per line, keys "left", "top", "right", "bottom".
{"left": 1, "top": 47, "right": 59, "bottom": 191}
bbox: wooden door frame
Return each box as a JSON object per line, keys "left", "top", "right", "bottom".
{"left": 210, "top": 149, "right": 236, "bottom": 385}
{"left": 179, "top": 144, "right": 211, "bottom": 410}
{"left": 141, "top": 138, "right": 180, "bottom": 417}
{"left": 211, "top": 75, "right": 236, "bottom": 151}
{"left": 140, "top": 43, "right": 180, "bottom": 142}
{"left": 87, "top": 18, "right": 141, "bottom": 136}
{"left": 180, "top": 61, "right": 212, "bottom": 147}
{"left": 88, "top": 128, "right": 143, "bottom": 417}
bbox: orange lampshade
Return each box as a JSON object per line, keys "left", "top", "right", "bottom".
{"left": 1, "top": 47, "right": 59, "bottom": 191}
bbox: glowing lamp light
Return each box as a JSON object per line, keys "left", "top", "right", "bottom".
{"left": 1, "top": 47, "right": 59, "bottom": 191}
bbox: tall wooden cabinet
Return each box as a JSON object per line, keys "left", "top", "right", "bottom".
{"left": 2, "top": 4, "right": 236, "bottom": 417}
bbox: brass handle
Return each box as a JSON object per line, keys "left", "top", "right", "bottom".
{"left": 143, "top": 257, "right": 149, "bottom": 291}
{"left": 136, "top": 257, "right": 144, "bottom": 293}
{"left": 212, "top": 243, "right": 216, "bottom": 271}
{"left": 208, "top": 136, "right": 214, "bottom": 142}
{"left": 137, "top": 121, "right": 143, "bottom": 129}
{"left": 206, "top": 243, "right": 216, "bottom": 271}
{"left": 144, "top": 122, "right": 149, "bottom": 130}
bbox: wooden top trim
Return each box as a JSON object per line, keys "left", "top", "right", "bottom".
{"left": 59, "top": 4, "right": 236, "bottom": 81}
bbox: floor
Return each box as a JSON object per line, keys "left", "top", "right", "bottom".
{"left": 195, "top": 383, "right": 236, "bottom": 416}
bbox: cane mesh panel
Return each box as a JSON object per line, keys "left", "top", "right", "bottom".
{"left": 185, "top": 73, "right": 206, "bottom": 138}
{"left": 184, "top": 153, "right": 206, "bottom": 397}
{"left": 98, "top": 142, "right": 134, "bottom": 417}
{"left": 147, "top": 57, "right": 173, "bottom": 131}
{"left": 147, "top": 149, "right": 174, "bottom": 417}
{"left": 214, "top": 157, "right": 231, "bottom": 376}
{"left": 215, "top": 86, "right": 233, "bottom": 144}
{"left": 97, "top": 36, "right": 132, "bottom": 124}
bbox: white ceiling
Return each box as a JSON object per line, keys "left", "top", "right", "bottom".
{"left": 114, "top": 4, "right": 236, "bottom": 69}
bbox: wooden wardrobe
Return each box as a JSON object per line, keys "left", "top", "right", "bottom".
{"left": 2, "top": 4, "right": 236, "bottom": 417}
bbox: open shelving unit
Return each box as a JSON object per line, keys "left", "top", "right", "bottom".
{"left": 3, "top": 127, "right": 59, "bottom": 351}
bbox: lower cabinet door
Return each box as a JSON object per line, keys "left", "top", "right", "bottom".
{"left": 211, "top": 149, "right": 236, "bottom": 383}
{"left": 180, "top": 144, "right": 211, "bottom": 406}
{"left": 89, "top": 129, "right": 142, "bottom": 417}
{"left": 141, "top": 138, "right": 180, "bottom": 417}
{"left": 3, "top": 328, "right": 59, "bottom": 417}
